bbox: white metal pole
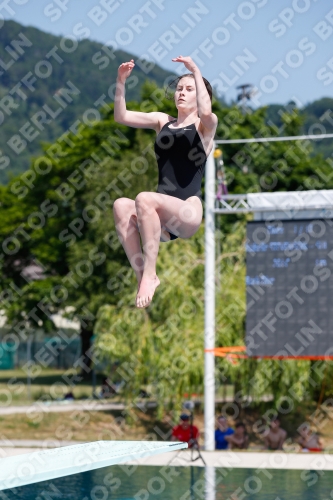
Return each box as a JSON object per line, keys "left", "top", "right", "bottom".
{"left": 204, "top": 148, "right": 216, "bottom": 451}
{"left": 205, "top": 466, "right": 216, "bottom": 500}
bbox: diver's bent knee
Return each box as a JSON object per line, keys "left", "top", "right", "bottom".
{"left": 113, "top": 197, "right": 132, "bottom": 214}
{"left": 135, "top": 192, "right": 154, "bottom": 209}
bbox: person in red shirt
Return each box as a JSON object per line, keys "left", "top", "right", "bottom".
{"left": 171, "top": 414, "right": 199, "bottom": 448}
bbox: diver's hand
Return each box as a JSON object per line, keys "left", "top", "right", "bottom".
{"left": 117, "top": 59, "right": 135, "bottom": 82}
{"left": 172, "top": 55, "right": 199, "bottom": 73}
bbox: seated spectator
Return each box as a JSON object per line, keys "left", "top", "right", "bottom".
{"left": 225, "top": 422, "right": 249, "bottom": 449}
{"left": 264, "top": 417, "right": 287, "bottom": 450}
{"left": 171, "top": 414, "right": 199, "bottom": 448}
{"left": 215, "top": 415, "right": 234, "bottom": 450}
{"left": 297, "top": 423, "right": 323, "bottom": 452}
{"left": 63, "top": 391, "right": 75, "bottom": 400}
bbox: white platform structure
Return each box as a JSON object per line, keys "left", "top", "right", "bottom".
{"left": 216, "top": 190, "right": 333, "bottom": 219}
{"left": 204, "top": 140, "right": 333, "bottom": 451}
{"left": 0, "top": 440, "right": 187, "bottom": 491}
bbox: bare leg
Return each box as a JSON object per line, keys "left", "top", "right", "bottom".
{"left": 134, "top": 193, "right": 161, "bottom": 308}
{"left": 113, "top": 198, "right": 144, "bottom": 288}
{"left": 134, "top": 192, "right": 203, "bottom": 308}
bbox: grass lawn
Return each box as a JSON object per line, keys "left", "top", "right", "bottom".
{"left": 1, "top": 402, "right": 333, "bottom": 449}
{"left": 1, "top": 369, "right": 333, "bottom": 449}
{"left": 0, "top": 407, "right": 173, "bottom": 443}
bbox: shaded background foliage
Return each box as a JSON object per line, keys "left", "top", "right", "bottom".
{"left": 0, "top": 36, "right": 333, "bottom": 410}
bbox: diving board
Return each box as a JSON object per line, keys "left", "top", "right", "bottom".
{"left": 0, "top": 440, "right": 187, "bottom": 491}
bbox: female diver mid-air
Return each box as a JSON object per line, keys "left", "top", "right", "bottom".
{"left": 113, "top": 55, "right": 218, "bottom": 308}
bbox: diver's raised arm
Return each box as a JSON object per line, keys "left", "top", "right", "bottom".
{"left": 172, "top": 55, "right": 217, "bottom": 131}
{"left": 114, "top": 59, "right": 165, "bottom": 131}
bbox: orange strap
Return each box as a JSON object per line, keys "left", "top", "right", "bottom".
{"left": 205, "top": 347, "right": 333, "bottom": 361}
{"left": 205, "top": 346, "right": 247, "bottom": 358}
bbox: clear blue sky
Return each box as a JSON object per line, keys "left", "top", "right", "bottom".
{"left": 2, "top": 0, "right": 333, "bottom": 105}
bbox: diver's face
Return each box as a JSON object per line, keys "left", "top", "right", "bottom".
{"left": 175, "top": 77, "right": 197, "bottom": 110}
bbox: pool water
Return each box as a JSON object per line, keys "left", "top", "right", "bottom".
{"left": 4, "top": 465, "right": 333, "bottom": 499}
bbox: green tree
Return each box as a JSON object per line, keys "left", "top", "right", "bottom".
{"left": 2, "top": 80, "right": 331, "bottom": 406}
{"left": 1, "top": 102, "right": 157, "bottom": 366}
{"left": 215, "top": 104, "right": 333, "bottom": 195}
{"left": 93, "top": 216, "right": 247, "bottom": 414}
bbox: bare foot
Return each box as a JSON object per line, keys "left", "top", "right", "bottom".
{"left": 136, "top": 275, "right": 160, "bottom": 308}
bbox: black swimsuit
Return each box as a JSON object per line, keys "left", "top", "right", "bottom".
{"left": 154, "top": 120, "right": 207, "bottom": 240}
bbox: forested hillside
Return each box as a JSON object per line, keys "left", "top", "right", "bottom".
{"left": 1, "top": 20, "right": 332, "bottom": 187}
{"left": 0, "top": 20, "right": 173, "bottom": 182}
{"left": 265, "top": 98, "right": 333, "bottom": 160}
{"left": 301, "top": 98, "right": 333, "bottom": 159}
